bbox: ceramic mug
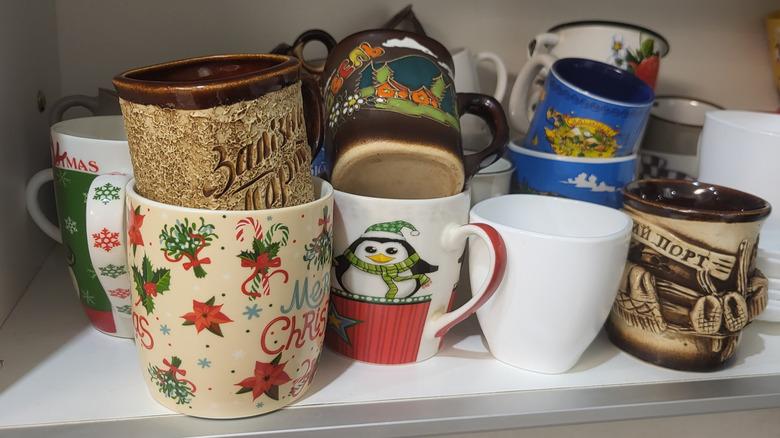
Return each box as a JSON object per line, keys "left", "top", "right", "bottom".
{"left": 515, "top": 58, "right": 653, "bottom": 158}
{"left": 698, "top": 111, "right": 780, "bottom": 227}
{"left": 469, "top": 157, "right": 513, "bottom": 207}
{"left": 452, "top": 48, "right": 508, "bottom": 149}
{"left": 511, "top": 21, "right": 668, "bottom": 132}
{"left": 113, "top": 54, "right": 324, "bottom": 211}
{"left": 326, "top": 188, "right": 506, "bottom": 364}
{"left": 25, "top": 116, "right": 134, "bottom": 337}
{"left": 607, "top": 179, "right": 771, "bottom": 371}
{"left": 126, "top": 177, "right": 333, "bottom": 418}
{"left": 322, "top": 29, "right": 509, "bottom": 199}
{"left": 640, "top": 96, "right": 723, "bottom": 178}
{"left": 508, "top": 142, "right": 637, "bottom": 209}
{"left": 470, "top": 194, "right": 632, "bottom": 373}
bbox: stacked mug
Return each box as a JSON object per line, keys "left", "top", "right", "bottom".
{"left": 319, "top": 30, "right": 511, "bottom": 365}
{"left": 506, "top": 22, "right": 666, "bottom": 208}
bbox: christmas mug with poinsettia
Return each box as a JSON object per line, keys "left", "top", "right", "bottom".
{"left": 126, "top": 177, "right": 334, "bottom": 418}
{"left": 25, "top": 116, "right": 135, "bottom": 338}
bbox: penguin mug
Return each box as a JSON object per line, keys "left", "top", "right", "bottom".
{"left": 326, "top": 189, "right": 507, "bottom": 364}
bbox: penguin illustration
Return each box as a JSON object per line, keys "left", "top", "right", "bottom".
{"left": 334, "top": 221, "right": 438, "bottom": 299}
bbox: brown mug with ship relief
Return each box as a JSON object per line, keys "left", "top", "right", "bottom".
{"left": 322, "top": 30, "right": 509, "bottom": 199}
{"left": 606, "top": 179, "right": 771, "bottom": 371}
{"left": 113, "top": 54, "right": 323, "bottom": 210}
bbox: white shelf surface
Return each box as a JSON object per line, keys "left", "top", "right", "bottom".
{"left": 2, "top": 248, "right": 780, "bottom": 435}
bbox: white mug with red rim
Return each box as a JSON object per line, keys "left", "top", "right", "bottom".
{"left": 326, "top": 188, "right": 506, "bottom": 364}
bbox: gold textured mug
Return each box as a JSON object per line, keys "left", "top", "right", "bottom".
{"left": 113, "top": 54, "right": 324, "bottom": 211}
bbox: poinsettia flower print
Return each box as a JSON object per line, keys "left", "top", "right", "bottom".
{"left": 128, "top": 205, "right": 145, "bottom": 255}
{"left": 181, "top": 297, "right": 233, "bottom": 337}
{"left": 235, "top": 354, "right": 291, "bottom": 401}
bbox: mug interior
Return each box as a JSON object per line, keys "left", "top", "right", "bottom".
{"left": 127, "top": 177, "right": 333, "bottom": 214}
{"left": 552, "top": 58, "right": 654, "bottom": 106}
{"left": 472, "top": 194, "right": 631, "bottom": 239}
{"left": 51, "top": 115, "right": 127, "bottom": 142}
{"left": 125, "top": 57, "right": 290, "bottom": 84}
{"left": 623, "top": 179, "right": 772, "bottom": 222}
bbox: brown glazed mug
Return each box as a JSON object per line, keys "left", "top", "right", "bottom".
{"left": 271, "top": 29, "right": 337, "bottom": 77}
{"left": 113, "top": 54, "right": 323, "bottom": 210}
{"left": 322, "top": 30, "right": 509, "bottom": 199}
{"left": 606, "top": 179, "right": 771, "bottom": 371}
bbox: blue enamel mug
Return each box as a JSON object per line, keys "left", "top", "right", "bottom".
{"left": 512, "top": 58, "right": 654, "bottom": 158}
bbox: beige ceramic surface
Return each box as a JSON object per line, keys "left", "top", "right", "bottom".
{"left": 120, "top": 82, "right": 314, "bottom": 211}
{"left": 125, "top": 178, "right": 333, "bottom": 418}
{"left": 608, "top": 205, "right": 768, "bottom": 370}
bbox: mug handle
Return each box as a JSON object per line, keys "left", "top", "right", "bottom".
{"left": 48, "top": 95, "right": 101, "bottom": 126}
{"left": 291, "top": 29, "right": 337, "bottom": 74}
{"left": 300, "top": 76, "right": 325, "bottom": 158}
{"left": 25, "top": 168, "right": 62, "bottom": 243}
{"left": 527, "top": 32, "right": 560, "bottom": 58}
{"left": 508, "top": 53, "right": 557, "bottom": 133}
{"left": 458, "top": 93, "right": 510, "bottom": 178}
{"left": 475, "top": 52, "right": 508, "bottom": 101}
{"left": 424, "top": 223, "right": 507, "bottom": 339}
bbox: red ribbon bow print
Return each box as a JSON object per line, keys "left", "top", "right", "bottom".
{"left": 161, "top": 358, "right": 196, "bottom": 392}
{"left": 240, "top": 253, "right": 288, "bottom": 298}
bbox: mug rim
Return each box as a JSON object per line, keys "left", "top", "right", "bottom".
{"left": 546, "top": 20, "right": 670, "bottom": 56}
{"left": 126, "top": 177, "right": 333, "bottom": 215}
{"left": 705, "top": 110, "right": 780, "bottom": 138}
{"left": 474, "top": 157, "right": 514, "bottom": 176}
{"left": 113, "top": 53, "right": 301, "bottom": 109}
{"left": 471, "top": 194, "right": 633, "bottom": 242}
{"left": 623, "top": 178, "right": 772, "bottom": 222}
{"left": 650, "top": 95, "right": 724, "bottom": 128}
{"left": 333, "top": 186, "right": 469, "bottom": 204}
{"left": 551, "top": 58, "right": 655, "bottom": 107}
{"left": 509, "top": 141, "right": 637, "bottom": 164}
{"left": 50, "top": 115, "right": 127, "bottom": 143}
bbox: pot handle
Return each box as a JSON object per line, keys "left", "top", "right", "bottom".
{"left": 508, "top": 53, "right": 557, "bottom": 133}
{"left": 291, "top": 29, "right": 337, "bottom": 75}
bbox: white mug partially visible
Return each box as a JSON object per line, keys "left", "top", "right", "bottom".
{"left": 452, "top": 48, "right": 508, "bottom": 148}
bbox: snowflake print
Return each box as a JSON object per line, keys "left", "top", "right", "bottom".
{"left": 255, "top": 402, "right": 264, "bottom": 408}
{"left": 99, "top": 264, "right": 127, "bottom": 279}
{"left": 87, "top": 268, "right": 97, "bottom": 279}
{"left": 116, "top": 304, "right": 131, "bottom": 315}
{"left": 108, "top": 288, "right": 131, "bottom": 299}
{"left": 82, "top": 192, "right": 87, "bottom": 204}
{"left": 64, "top": 217, "right": 78, "bottom": 235}
{"left": 80, "top": 289, "right": 95, "bottom": 305}
{"left": 197, "top": 358, "right": 211, "bottom": 369}
{"left": 54, "top": 170, "right": 71, "bottom": 187}
{"left": 160, "top": 324, "right": 171, "bottom": 335}
{"left": 93, "top": 183, "right": 121, "bottom": 205}
{"left": 243, "top": 304, "right": 261, "bottom": 320}
{"left": 92, "top": 227, "right": 121, "bottom": 252}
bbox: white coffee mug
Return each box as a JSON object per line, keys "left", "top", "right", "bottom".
{"left": 469, "top": 157, "right": 513, "bottom": 207}
{"left": 698, "top": 110, "right": 780, "bottom": 227}
{"left": 469, "top": 194, "right": 632, "bottom": 373}
{"left": 452, "top": 48, "right": 508, "bottom": 148}
{"left": 510, "top": 21, "right": 669, "bottom": 132}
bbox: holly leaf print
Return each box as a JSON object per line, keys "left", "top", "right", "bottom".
{"left": 153, "top": 268, "right": 171, "bottom": 294}
{"left": 142, "top": 294, "right": 155, "bottom": 314}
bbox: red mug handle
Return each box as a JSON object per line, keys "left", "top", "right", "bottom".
{"left": 425, "top": 223, "right": 507, "bottom": 339}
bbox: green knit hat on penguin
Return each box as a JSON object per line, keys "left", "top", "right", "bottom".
{"left": 362, "top": 220, "right": 420, "bottom": 240}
